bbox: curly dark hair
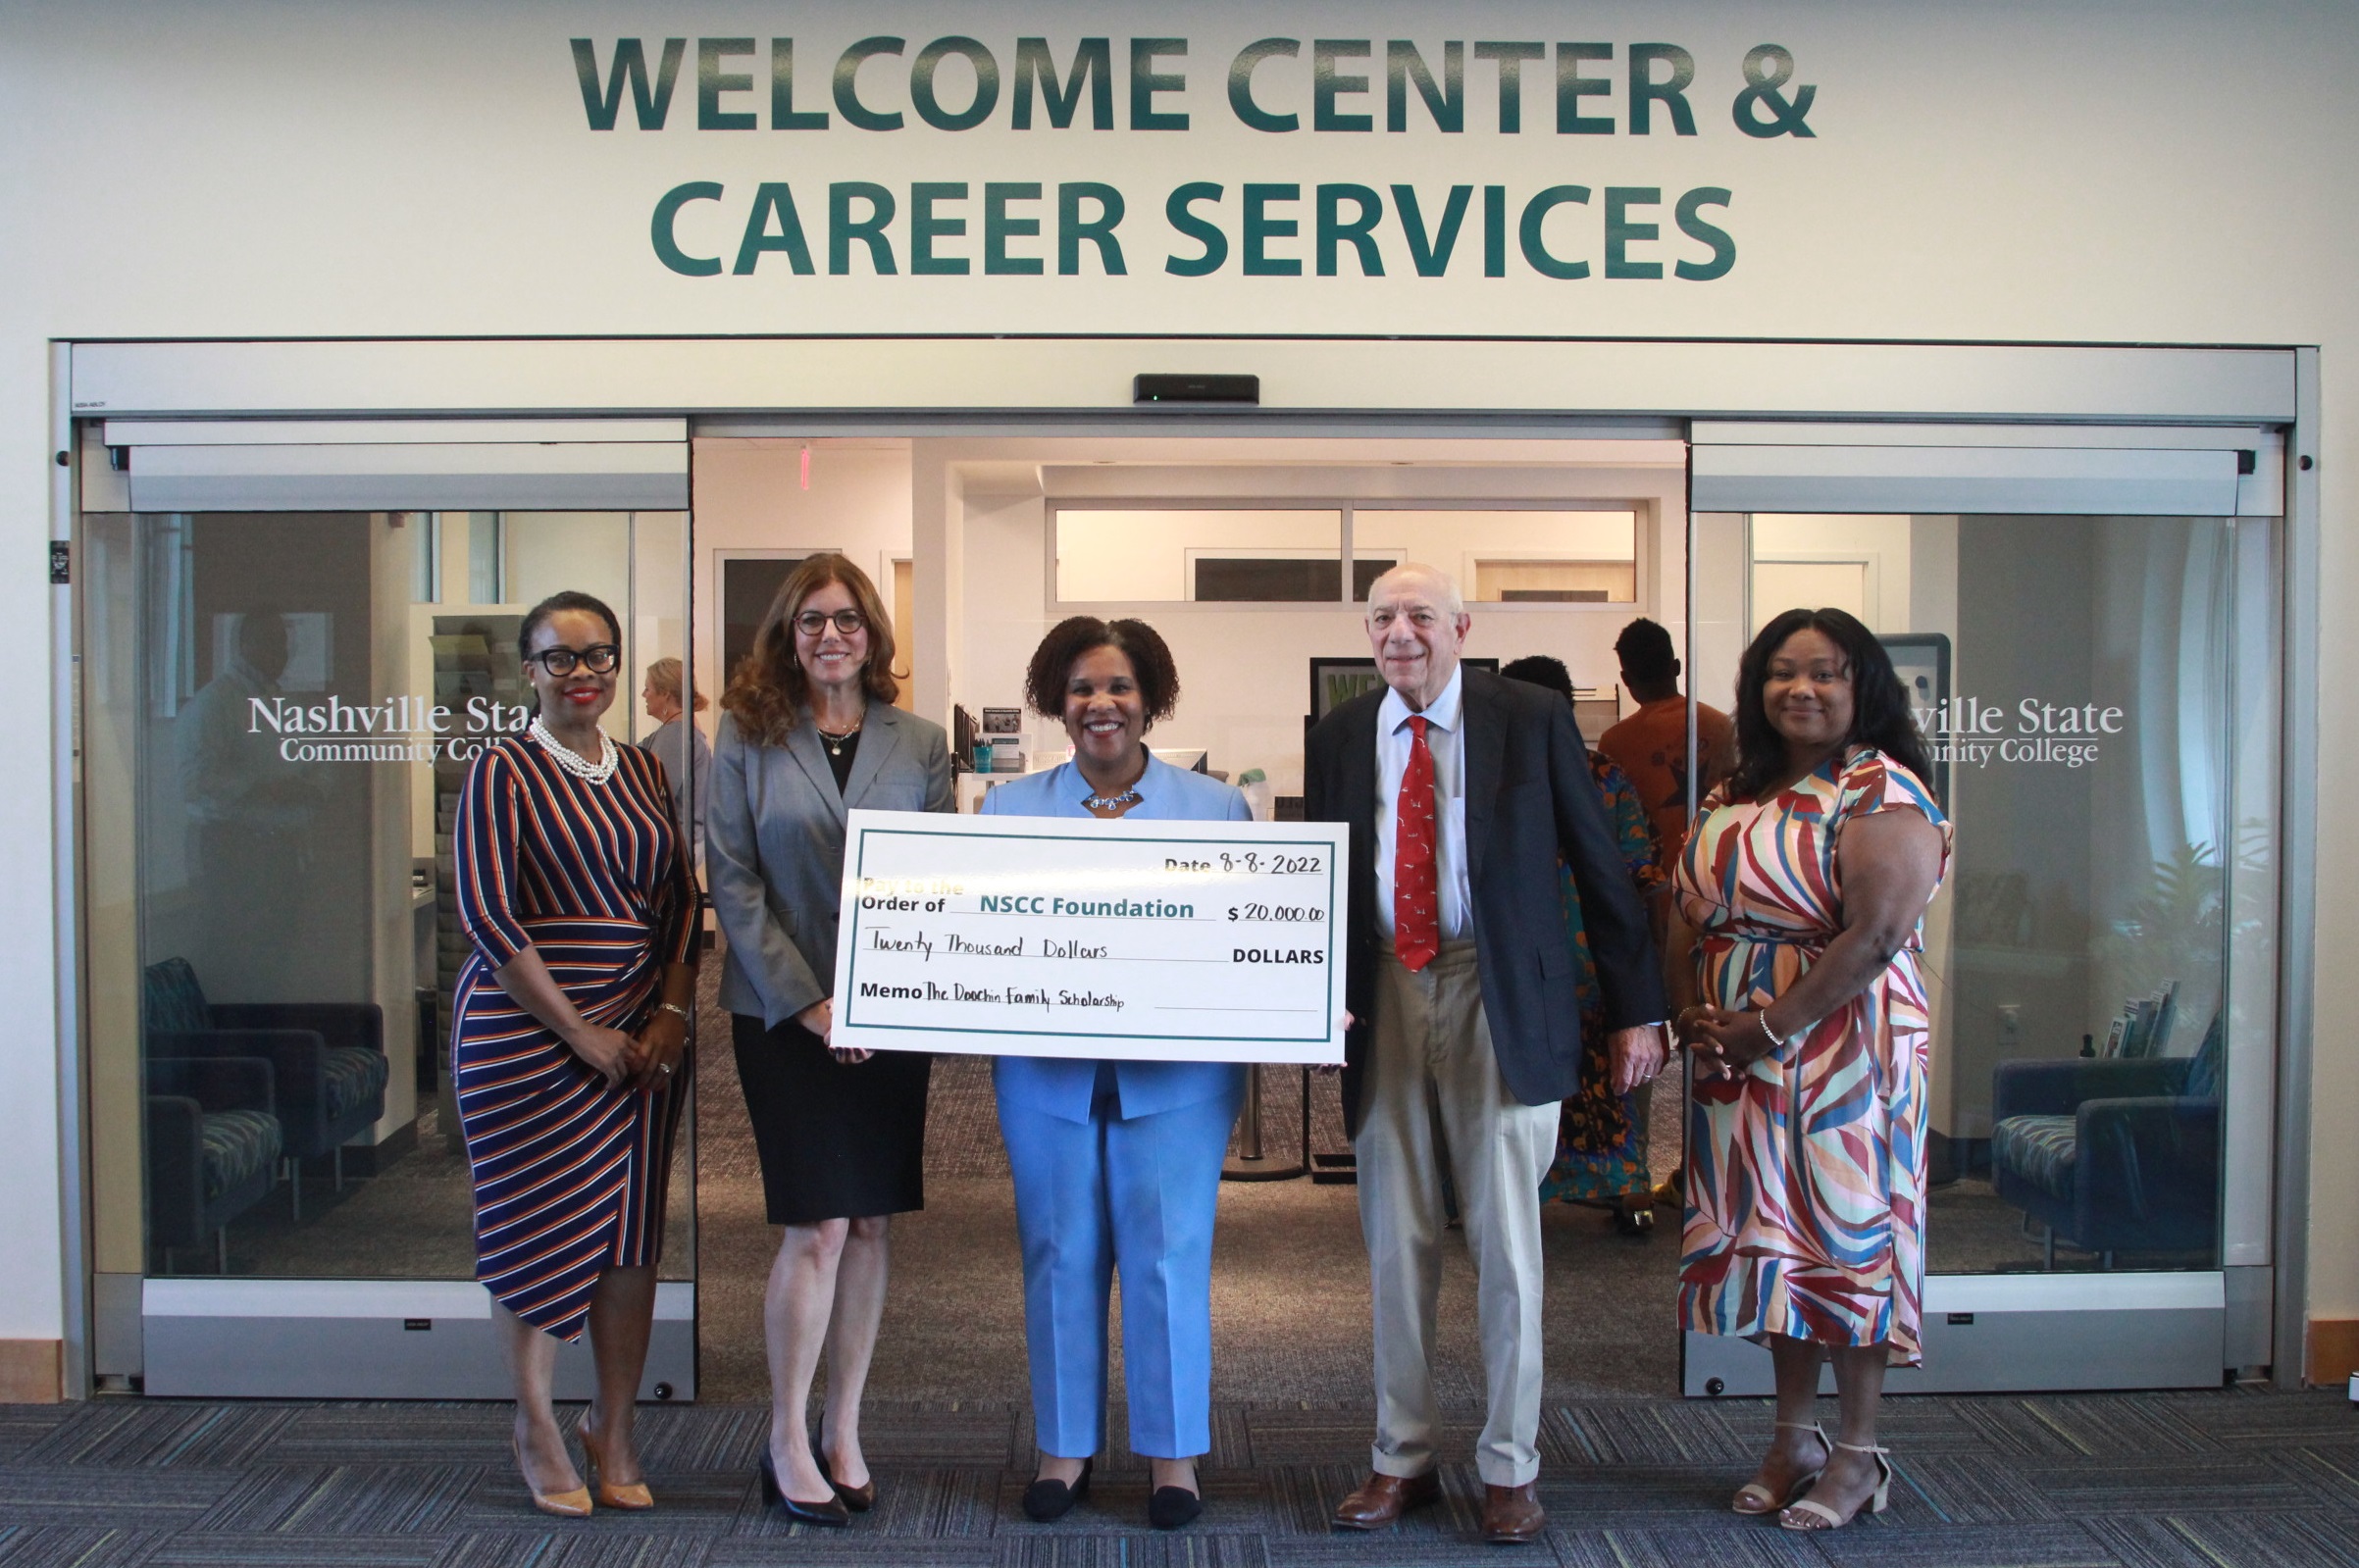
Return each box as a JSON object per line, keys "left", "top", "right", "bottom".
{"left": 1729, "top": 607, "right": 1933, "bottom": 800}
{"left": 518, "top": 591, "right": 622, "bottom": 663}
{"left": 720, "top": 553, "right": 900, "bottom": 744}
{"left": 1499, "top": 654, "right": 1574, "bottom": 701}
{"left": 1023, "top": 616, "right": 1180, "bottom": 725}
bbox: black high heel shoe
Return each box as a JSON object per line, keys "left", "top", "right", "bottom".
{"left": 816, "top": 1450, "right": 877, "bottom": 1512}
{"left": 1021, "top": 1458, "right": 1093, "bottom": 1521}
{"left": 1148, "top": 1484, "right": 1202, "bottom": 1530}
{"left": 757, "top": 1447, "right": 849, "bottom": 1527}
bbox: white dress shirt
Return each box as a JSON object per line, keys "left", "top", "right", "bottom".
{"left": 1375, "top": 665, "right": 1472, "bottom": 942}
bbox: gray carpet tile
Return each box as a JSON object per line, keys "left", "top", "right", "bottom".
{"left": 0, "top": 1527, "right": 178, "bottom": 1567}
{"left": 1549, "top": 1525, "right": 1831, "bottom": 1567}
{"left": 431, "top": 1536, "right": 713, "bottom": 1568}
{"left": 1804, "top": 1522, "right": 2122, "bottom": 1567}
{"left": 147, "top": 1537, "right": 446, "bottom": 1567}
{"left": 2083, "top": 1512, "right": 2359, "bottom": 1568}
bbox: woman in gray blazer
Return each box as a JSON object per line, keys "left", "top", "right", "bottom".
{"left": 707, "top": 553, "right": 952, "bottom": 1526}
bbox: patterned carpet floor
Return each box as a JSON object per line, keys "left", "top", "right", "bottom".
{"left": 2, "top": 1387, "right": 2355, "bottom": 1566}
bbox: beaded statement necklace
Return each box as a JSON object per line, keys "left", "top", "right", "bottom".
{"left": 528, "top": 715, "right": 620, "bottom": 784}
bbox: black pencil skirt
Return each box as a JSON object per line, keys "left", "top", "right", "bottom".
{"left": 731, "top": 1012, "right": 931, "bottom": 1225}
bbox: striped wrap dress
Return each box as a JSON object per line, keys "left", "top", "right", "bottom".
{"left": 1674, "top": 747, "right": 1950, "bottom": 1366}
{"left": 451, "top": 734, "right": 698, "bottom": 1341}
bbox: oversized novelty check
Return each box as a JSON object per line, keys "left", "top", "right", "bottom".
{"left": 829, "top": 809, "right": 1348, "bottom": 1063}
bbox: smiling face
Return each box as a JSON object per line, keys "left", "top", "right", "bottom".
{"left": 525, "top": 607, "right": 618, "bottom": 729}
{"left": 794, "top": 578, "right": 871, "bottom": 698}
{"left": 1363, "top": 566, "right": 1469, "bottom": 711}
{"left": 1762, "top": 626, "right": 1857, "bottom": 755}
{"left": 1060, "top": 642, "right": 1148, "bottom": 773}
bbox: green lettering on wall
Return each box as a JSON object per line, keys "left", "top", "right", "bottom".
{"left": 1482, "top": 184, "right": 1508, "bottom": 275}
{"left": 698, "top": 38, "right": 757, "bottom": 129}
{"left": 1391, "top": 184, "right": 1471, "bottom": 276}
{"left": 1386, "top": 40, "right": 1462, "bottom": 132}
{"left": 1312, "top": 40, "right": 1372, "bottom": 131}
{"left": 1604, "top": 186, "right": 1662, "bottom": 278}
{"left": 1317, "top": 184, "right": 1385, "bottom": 276}
{"left": 1130, "top": 39, "right": 1189, "bottom": 129}
{"left": 1674, "top": 187, "right": 1736, "bottom": 279}
{"left": 651, "top": 180, "right": 724, "bottom": 275}
{"left": 572, "top": 38, "right": 685, "bottom": 130}
{"left": 1059, "top": 182, "right": 1128, "bottom": 274}
{"left": 734, "top": 183, "right": 816, "bottom": 274}
{"left": 911, "top": 37, "right": 1000, "bottom": 130}
{"left": 1012, "top": 37, "right": 1112, "bottom": 128}
{"left": 835, "top": 37, "right": 906, "bottom": 130}
{"left": 830, "top": 181, "right": 899, "bottom": 273}
{"left": 1519, "top": 184, "right": 1591, "bottom": 278}
{"left": 910, "top": 182, "right": 970, "bottom": 273}
{"left": 1472, "top": 42, "right": 1542, "bottom": 133}
{"left": 985, "top": 182, "right": 1044, "bottom": 274}
{"left": 1229, "top": 38, "right": 1300, "bottom": 132}
{"left": 1554, "top": 42, "right": 1613, "bottom": 133}
{"left": 1243, "top": 182, "right": 1303, "bottom": 274}
{"left": 1628, "top": 43, "right": 1696, "bottom": 135}
{"left": 1163, "top": 182, "right": 1226, "bottom": 276}
{"left": 770, "top": 39, "right": 829, "bottom": 128}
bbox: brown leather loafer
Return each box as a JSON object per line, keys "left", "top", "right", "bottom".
{"left": 1331, "top": 1470, "right": 1441, "bottom": 1530}
{"left": 1481, "top": 1482, "right": 1546, "bottom": 1543}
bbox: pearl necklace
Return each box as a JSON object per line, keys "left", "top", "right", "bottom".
{"left": 528, "top": 716, "right": 619, "bottom": 784}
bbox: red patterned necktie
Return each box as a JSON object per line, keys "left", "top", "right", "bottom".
{"left": 1394, "top": 715, "right": 1440, "bottom": 971}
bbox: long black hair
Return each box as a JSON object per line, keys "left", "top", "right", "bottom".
{"left": 1729, "top": 606, "right": 1932, "bottom": 799}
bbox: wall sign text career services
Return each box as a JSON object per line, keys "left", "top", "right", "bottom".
{"left": 574, "top": 35, "right": 1821, "bottom": 282}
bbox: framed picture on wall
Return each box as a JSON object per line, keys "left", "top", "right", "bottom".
{"left": 1308, "top": 656, "right": 1502, "bottom": 724}
{"left": 1878, "top": 632, "right": 1951, "bottom": 808}
{"left": 716, "top": 550, "right": 830, "bottom": 688}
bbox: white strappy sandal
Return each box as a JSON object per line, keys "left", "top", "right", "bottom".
{"left": 1778, "top": 1441, "right": 1892, "bottom": 1531}
{"left": 1729, "top": 1421, "right": 1828, "bottom": 1516}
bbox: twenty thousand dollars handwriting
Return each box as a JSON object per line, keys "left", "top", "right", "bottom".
{"left": 830, "top": 810, "right": 1347, "bottom": 1065}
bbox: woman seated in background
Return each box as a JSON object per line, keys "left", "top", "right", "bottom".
{"left": 1671, "top": 607, "right": 1950, "bottom": 1533}
{"left": 706, "top": 554, "right": 953, "bottom": 1527}
{"left": 1498, "top": 654, "right": 1668, "bottom": 1238}
{"left": 451, "top": 591, "right": 700, "bottom": 1518}
{"left": 982, "top": 615, "right": 1251, "bottom": 1532}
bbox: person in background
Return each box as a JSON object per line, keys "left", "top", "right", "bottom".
{"left": 450, "top": 591, "right": 699, "bottom": 1519}
{"left": 706, "top": 554, "right": 953, "bottom": 1528}
{"left": 1596, "top": 617, "right": 1735, "bottom": 874}
{"left": 641, "top": 656, "right": 712, "bottom": 868}
{"left": 1671, "top": 607, "right": 1949, "bottom": 1532}
{"left": 1499, "top": 655, "right": 1668, "bottom": 1239}
{"left": 1307, "top": 566, "right": 1667, "bottom": 1546}
{"left": 982, "top": 615, "right": 1250, "bottom": 1534}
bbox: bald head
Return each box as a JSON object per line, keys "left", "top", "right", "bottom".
{"left": 1362, "top": 562, "right": 1469, "bottom": 712}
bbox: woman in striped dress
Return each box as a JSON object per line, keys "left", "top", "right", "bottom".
{"left": 1670, "top": 608, "right": 1949, "bottom": 1533}
{"left": 452, "top": 591, "right": 700, "bottom": 1518}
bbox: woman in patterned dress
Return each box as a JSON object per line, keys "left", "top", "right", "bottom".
{"left": 1500, "top": 656, "right": 1668, "bottom": 1232}
{"left": 1670, "top": 607, "right": 1949, "bottom": 1533}
{"left": 452, "top": 591, "right": 700, "bottom": 1517}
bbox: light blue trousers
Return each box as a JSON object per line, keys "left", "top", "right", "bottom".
{"left": 996, "top": 1077, "right": 1244, "bottom": 1459}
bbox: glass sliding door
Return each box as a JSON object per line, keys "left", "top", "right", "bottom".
{"left": 1679, "top": 432, "right": 2281, "bottom": 1394}
{"left": 82, "top": 503, "right": 697, "bottom": 1397}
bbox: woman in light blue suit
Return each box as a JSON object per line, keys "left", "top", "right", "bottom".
{"left": 982, "top": 616, "right": 1251, "bottom": 1533}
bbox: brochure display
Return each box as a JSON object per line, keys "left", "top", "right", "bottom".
{"left": 830, "top": 810, "right": 1348, "bottom": 1064}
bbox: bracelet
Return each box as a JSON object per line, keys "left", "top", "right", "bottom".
{"left": 1757, "top": 1009, "right": 1785, "bottom": 1049}
{"left": 653, "top": 1001, "right": 692, "bottom": 1023}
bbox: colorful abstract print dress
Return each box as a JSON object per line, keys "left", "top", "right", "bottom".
{"left": 452, "top": 736, "right": 698, "bottom": 1341}
{"left": 1541, "top": 753, "right": 1667, "bottom": 1202}
{"left": 1674, "top": 747, "right": 1949, "bottom": 1365}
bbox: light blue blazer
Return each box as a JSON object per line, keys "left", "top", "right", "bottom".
{"left": 981, "top": 753, "right": 1253, "bottom": 1123}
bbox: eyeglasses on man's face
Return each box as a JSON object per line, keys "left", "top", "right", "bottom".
{"left": 794, "top": 608, "right": 867, "bottom": 636}
{"left": 529, "top": 643, "right": 621, "bottom": 677}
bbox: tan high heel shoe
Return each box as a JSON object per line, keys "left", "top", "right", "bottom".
{"left": 511, "top": 1435, "right": 591, "bottom": 1518}
{"left": 578, "top": 1420, "right": 655, "bottom": 1511}
{"left": 1779, "top": 1441, "right": 1891, "bottom": 1531}
{"left": 1731, "top": 1421, "right": 1828, "bottom": 1515}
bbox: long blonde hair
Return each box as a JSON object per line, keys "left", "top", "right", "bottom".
{"left": 720, "top": 553, "right": 899, "bottom": 743}
{"left": 642, "top": 656, "right": 710, "bottom": 713}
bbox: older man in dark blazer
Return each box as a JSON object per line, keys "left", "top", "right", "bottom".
{"left": 1306, "top": 563, "right": 1667, "bottom": 1545}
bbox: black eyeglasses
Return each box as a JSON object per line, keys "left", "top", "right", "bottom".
{"left": 529, "top": 643, "right": 621, "bottom": 677}
{"left": 794, "top": 609, "right": 867, "bottom": 636}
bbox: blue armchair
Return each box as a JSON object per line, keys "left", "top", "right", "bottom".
{"left": 1988, "top": 1013, "right": 2222, "bottom": 1267}
{"left": 144, "top": 958, "right": 389, "bottom": 1219}
{"left": 146, "top": 1054, "right": 282, "bottom": 1274}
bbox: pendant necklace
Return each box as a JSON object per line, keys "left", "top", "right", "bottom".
{"left": 528, "top": 715, "right": 619, "bottom": 784}
{"left": 814, "top": 719, "right": 862, "bottom": 758}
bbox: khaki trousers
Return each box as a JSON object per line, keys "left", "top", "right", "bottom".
{"left": 1356, "top": 943, "right": 1558, "bottom": 1488}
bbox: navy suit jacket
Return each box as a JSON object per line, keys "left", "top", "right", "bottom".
{"left": 1303, "top": 666, "right": 1666, "bottom": 1134}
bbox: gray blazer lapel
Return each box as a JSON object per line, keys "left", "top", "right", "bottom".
{"left": 842, "top": 701, "right": 902, "bottom": 807}
{"left": 785, "top": 718, "right": 845, "bottom": 825}
{"left": 1462, "top": 670, "right": 1508, "bottom": 880}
